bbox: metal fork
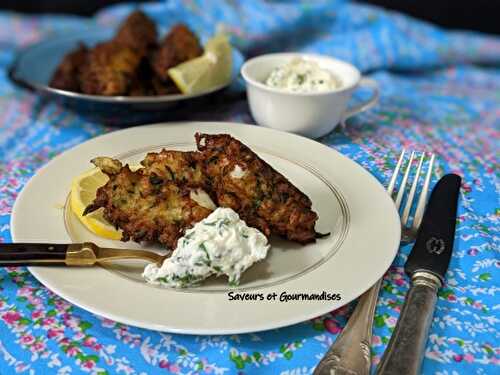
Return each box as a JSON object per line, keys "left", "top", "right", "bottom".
{"left": 314, "top": 150, "right": 435, "bottom": 375}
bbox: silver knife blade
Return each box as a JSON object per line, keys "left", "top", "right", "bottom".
{"left": 405, "top": 174, "right": 461, "bottom": 282}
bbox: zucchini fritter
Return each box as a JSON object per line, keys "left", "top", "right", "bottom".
{"left": 140, "top": 150, "right": 208, "bottom": 189}
{"left": 79, "top": 41, "right": 142, "bottom": 96}
{"left": 49, "top": 9, "right": 201, "bottom": 96}
{"left": 195, "top": 133, "right": 321, "bottom": 244}
{"left": 113, "top": 10, "right": 157, "bottom": 55}
{"left": 84, "top": 157, "right": 213, "bottom": 249}
{"left": 151, "top": 76, "right": 181, "bottom": 95}
{"left": 84, "top": 134, "right": 323, "bottom": 248}
{"left": 152, "top": 23, "right": 203, "bottom": 81}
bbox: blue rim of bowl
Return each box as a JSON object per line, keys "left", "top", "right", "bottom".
{"left": 9, "top": 33, "right": 244, "bottom": 104}
{"left": 240, "top": 52, "right": 361, "bottom": 97}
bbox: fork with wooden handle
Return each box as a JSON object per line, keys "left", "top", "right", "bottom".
{"left": 313, "top": 150, "right": 435, "bottom": 375}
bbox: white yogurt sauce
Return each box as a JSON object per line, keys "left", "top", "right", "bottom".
{"left": 143, "top": 207, "right": 270, "bottom": 288}
{"left": 265, "top": 57, "right": 341, "bottom": 93}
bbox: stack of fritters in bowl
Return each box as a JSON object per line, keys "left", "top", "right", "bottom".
{"left": 50, "top": 11, "right": 203, "bottom": 96}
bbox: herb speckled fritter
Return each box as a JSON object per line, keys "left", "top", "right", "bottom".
{"left": 79, "top": 41, "right": 142, "bottom": 95}
{"left": 84, "top": 134, "right": 323, "bottom": 248}
{"left": 140, "top": 150, "right": 208, "bottom": 189}
{"left": 195, "top": 133, "right": 321, "bottom": 244}
{"left": 127, "top": 60, "right": 155, "bottom": 96}
{"left": 49, "top": 10, "right": 198, "bottom": 96}
{"left": 152, "top": 23, "right": 203, "bottom": 81}
{"left": 151, "top": 77, "right": 181, "bottom": 95}
{"left": 113, "top": 10, "right": 157, "bottom": 55}
{"left": 84, "top": 157, "right": 213, "bottom": 249}
{"left": 49, "top": 43, "right": 88, "bottom": 92}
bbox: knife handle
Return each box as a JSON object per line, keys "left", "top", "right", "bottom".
{"left": 0, "top": 243, "right": 68, "bottom": 266}
{"left": 376, "top": 272, "right": 441, "bottom": 375}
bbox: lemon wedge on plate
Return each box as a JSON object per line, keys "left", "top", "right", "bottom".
{"left": 70, "top": 167, "right": 122, "bottom": 240}
{"left": 168, "top": 34, "right": 232, "bottom": 95}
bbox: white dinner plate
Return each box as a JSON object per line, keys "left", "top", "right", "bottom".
{"left": 11, "top": 122, "right": 400, "bottom": 334}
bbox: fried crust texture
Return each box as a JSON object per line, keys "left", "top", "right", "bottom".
{"left": 84, "top": 157, "right": 213, "bottom": 249}
{"left": 195, "top": 133, "right": 320, "bottom": 244}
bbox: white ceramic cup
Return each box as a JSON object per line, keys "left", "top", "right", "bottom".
{"left": 241, "top": 53, "right": 379, "bottom": 138}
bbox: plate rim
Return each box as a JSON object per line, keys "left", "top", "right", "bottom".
{"left": 10, "top": 121, "right": 401, "bottom": 334}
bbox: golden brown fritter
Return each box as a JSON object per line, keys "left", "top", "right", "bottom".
{"left": 141, "top": 150, "right": 208, "bottom": 189}
{"left": 195, "top": 133, "right": 322, "bottom": 244}
{"left": 83, "top": 134, "right": 323, "bottom": 248}
{"left": 127, "top": 60, "right": 156, "bottom": 96}
{"left": 152, "top": 23, "right": 203, "bottom": 81}
{"left": 79, "top": 41, "right": 142, "bottom": 95}
{"left": 49, "top": 10, "right": 204, "bottom": 96}
{"left": 84, "top": 157, "right": 213, "bottom": 249}
{"left": 151, "top": 77, "right": 181, "bottom": 95}
{"left": 128, "top": 73, "right": 181, "bottom": 95}
{"left": 49, "top": 43, "right": 88, "bottom": 91}
{"left": 113, "top": 10, "right": 157, "bottom": 56}
{"left": 49, "top": 11, "right": 156, "bottom": 95}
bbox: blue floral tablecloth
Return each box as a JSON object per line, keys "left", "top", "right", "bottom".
{"left": 0, "top": 1, "right": 499, "bottom": 374}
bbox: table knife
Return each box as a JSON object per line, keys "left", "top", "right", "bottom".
{"left": 376, "top": 173, "right": 461, "bottom": 375}
{"left": 0, "top": 242, "right": 165, "bottom": 266}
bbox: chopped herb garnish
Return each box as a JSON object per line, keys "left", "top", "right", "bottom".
{"left": 199, "top": 243, "right": 211, "bottom": 266}
{"left": 213, "top": 266, "right": 222, "bottom": 273}
{"left": 208, "top": 155, "right": 219, "bottom": 164}
{"left": 253, "top": 199, "right": 262, "bottom": 208}
{"left": 170, "top": 273, "right": 201, "bottom": 287}
{"left": 149, "top": 174, "right": 163, "bottom": 185}
{"left": 165, "top": 166, "right": 176, "bottom": 180}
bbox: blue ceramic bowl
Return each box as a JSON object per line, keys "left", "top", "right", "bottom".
{"left": 9, "top": 29, "right": 244, "bottom": 125}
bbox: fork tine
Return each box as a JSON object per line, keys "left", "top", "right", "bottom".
{"left": 387, "top": 149, "right": 405, "bottom": 195}
{"left": 401, "top": 152, "right": 425, "bottom": 226}
{"left": 395, "top": 151, "right": 415, "bottom": 209}
{"left": 412, "top": 153, "right": 435, "bottom": 230}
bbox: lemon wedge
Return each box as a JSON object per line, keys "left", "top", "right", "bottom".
{"left": 70, "top": 167, "right": 122, "bottom": 240}
{"left": 168, "top": 34, "right": 232, "bottom": 95}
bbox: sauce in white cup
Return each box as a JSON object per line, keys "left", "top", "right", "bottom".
{"left": 241, "top": 53, "right": 379, "bottom": 138}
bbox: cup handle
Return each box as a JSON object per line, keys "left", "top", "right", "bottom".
{"left": 340, "top": 77, "right": 379, "bottom": 129}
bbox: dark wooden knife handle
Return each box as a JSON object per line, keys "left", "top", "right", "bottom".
{"left": 0, "top": 243, "right": 68, "bottom": 266}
